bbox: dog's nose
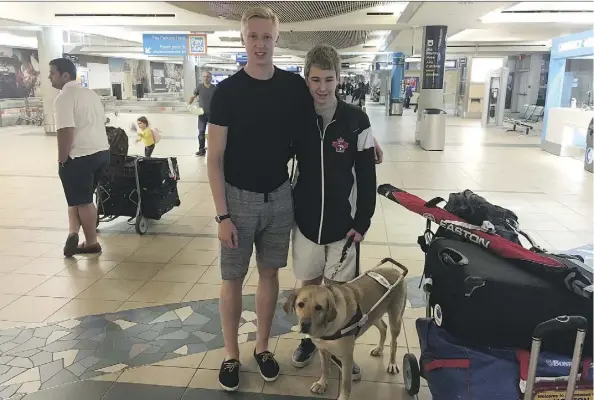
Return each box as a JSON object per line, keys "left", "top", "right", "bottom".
{"left": 300, "top": 322, "right": 311, "bottom": 333}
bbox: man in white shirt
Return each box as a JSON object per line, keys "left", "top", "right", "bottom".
{"left": 49, "top": 58, "right": 110, "bottom": 257}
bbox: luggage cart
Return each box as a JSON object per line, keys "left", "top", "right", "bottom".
{"left": 402, "top": 282, "right": 591, "bottom": 399}
{"left": 16, "top": 98, "right": 43, "bottom": 126}
{"left": 96, "top": 156, "right": 180, "bottom": 235}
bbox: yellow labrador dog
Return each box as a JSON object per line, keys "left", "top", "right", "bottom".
{"left": 284, "top": 263, "right": 407, "bottom": 400}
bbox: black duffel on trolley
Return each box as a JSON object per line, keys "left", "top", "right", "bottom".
{"left": 96, "top": 156, "right": 181, "bottom": 234}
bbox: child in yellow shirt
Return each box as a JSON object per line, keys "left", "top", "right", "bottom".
{"left": 136, "top": 116, "right": 155, "bottom": 157}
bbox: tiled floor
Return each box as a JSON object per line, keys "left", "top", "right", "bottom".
{"left": 0, "top": 103, "right": 592, "bottom": 399}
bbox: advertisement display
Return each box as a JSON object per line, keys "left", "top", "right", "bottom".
{"left": 0, "top": 47, "right": 40, "bottom": 99}
{"left": 422, "top": 25, "right": 448, "bottom": 90}
{"left": 150, "top": 62, "right": 166, "bottom": 92}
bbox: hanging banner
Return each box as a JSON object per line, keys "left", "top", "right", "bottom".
{"left": 422, "top": 25, "right": 448, "bottom": 90}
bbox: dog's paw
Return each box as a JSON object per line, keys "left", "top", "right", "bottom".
{"left": 310, "top": 381, "right": 328, "bottom": 394}
{"left": 370, "top": 346, "right": 383, "bottom": 357}
{"left": 387, "top": 363, "right": 400, "bottom": 374}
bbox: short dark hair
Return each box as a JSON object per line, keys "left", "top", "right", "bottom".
{"left": 49, "top": 58, "right": 77, "bottom": 80}
{"left": 137, "top": 116, "right": 149, "bottom": 126}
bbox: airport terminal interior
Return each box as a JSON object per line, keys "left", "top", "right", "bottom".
{"left": 0, "top": 1, "right": 593, "bottom": 399}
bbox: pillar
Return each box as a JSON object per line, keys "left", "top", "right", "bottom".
{"left": 36, "top": 27, "right": 63, "bottom": 135}
{"left": 183, "top": 56, "right": 198, "bottom": 103}
{"left": 390, "top": 52, "right": 405, "bottom": 101}
{"left": 415, "top": 25, "right": 448, "bottom": 143}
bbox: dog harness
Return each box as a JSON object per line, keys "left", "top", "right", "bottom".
{"left": 320, "top": 271, "right": 395, "bottom": 341}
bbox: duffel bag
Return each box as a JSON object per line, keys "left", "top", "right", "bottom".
{"left": 425, "top": 238, "right": 593, "bottom": 356}
{"left": 141, "top": 187, "right": 181, "bottom": 220}
{"left": 417, "top": 318, "right": 520, "bottom": 400}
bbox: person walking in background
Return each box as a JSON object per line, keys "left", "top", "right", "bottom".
{"left": 50, "top": 58, "right": 110, "bottom": 257}
{"left": 135, "top": 116, "right": 155, "bottom": 157}
{"left": 404, "top": 85, "right": 413, "bottom": 109}
{"left": 189, "top": 71, "right": 216, "bottom": 156}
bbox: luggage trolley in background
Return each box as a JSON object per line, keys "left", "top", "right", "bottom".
{"left": 96, "top": 156, "right": 181, "bottom": 235}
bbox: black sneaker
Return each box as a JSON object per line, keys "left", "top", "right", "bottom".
{"left": 331, "top": 355, "right": 362, "bottom": 381}
{"left": 63, "top": 233, "right": 79, "bottom": 258}
{"left": 219, "top": 359, "right": 240, "bottom": 392}
{"left": 195, "top": 149, "right": 206, "bottom": 157}
{"left": 254, "top": 350, "right": 280, "bottom": 382}
{"left": 292, "top": 338, "right": 316, "bottom": 368}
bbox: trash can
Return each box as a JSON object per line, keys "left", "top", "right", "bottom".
{"left": 585, "top": 118, "right": 593, "bottom": 173}
{"left": 420, "top": 108, "right": 447, "bottom": 151}
{"left": 390, "top": 101, "right": 403, "bottom": 116}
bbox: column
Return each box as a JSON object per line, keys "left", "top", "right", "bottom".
{"left": 183, "top": 56, "right": 197, "bottom": 103}
{"left": 36, "top": 27, "right": 63, "bottom": 135}
{"left": 390, "top": 52, "right": 405, "bottom": 111}
{"left": 415, "top": 25, "right": 448, "bottom": 142}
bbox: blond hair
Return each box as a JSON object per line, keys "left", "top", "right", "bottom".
{"left": 240, "top": 6, "right": 279, "bottom": 34}
{"left": 304, "top": 44, "right": 341, "bottom": 79}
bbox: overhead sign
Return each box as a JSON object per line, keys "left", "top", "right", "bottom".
{"left": 188, "top": 34, "right": 207, "bottom": 56}
{"left": 143, "top": 34, "right": 188, "bottom": 56}
{"left": 422, "top": 25, "right": 448, "bottom": 90}
{"left": 551, "top": 29, "right": 594, "bottom": 59}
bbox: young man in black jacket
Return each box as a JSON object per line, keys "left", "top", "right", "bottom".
{"left": 291, "top": 44, "right": 377, "bottom": 380}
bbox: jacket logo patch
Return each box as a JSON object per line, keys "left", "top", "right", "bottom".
{"left": 332, "top": 137, "right": 349, "bottom": 153}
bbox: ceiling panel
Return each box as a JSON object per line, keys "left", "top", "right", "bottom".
{"left": 278, "top": 30, "right": 382, "bottom": 51}
{"left": 169, "top": 1, "right": 397, "bottom": 23}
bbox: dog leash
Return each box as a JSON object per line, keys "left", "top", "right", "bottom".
{"left": 330, "top": 236, "right": 355, "bottom": 280}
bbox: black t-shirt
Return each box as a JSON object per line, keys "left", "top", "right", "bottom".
{"left": 209, "top": 67, "right": 313, "bottom": 193}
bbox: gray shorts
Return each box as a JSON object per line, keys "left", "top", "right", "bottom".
{"left": 220, "top": 180, "right": 293, "bottom": 281}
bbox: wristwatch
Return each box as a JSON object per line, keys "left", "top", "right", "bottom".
{"left": 215, "top": 214, "right": 230, "bottom": 223}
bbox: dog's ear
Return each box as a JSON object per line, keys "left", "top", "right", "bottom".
{"left": 325, "top": 287, "right": 338, "bottom": 323}
{"left": 283, "top": 291, "right": 297, "bottom": 315}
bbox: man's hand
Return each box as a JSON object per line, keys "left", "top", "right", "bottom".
{"left": 219, "top": 219, "right": 238, "bottom": 249}
{"left": 373, "top": 137, "right": 383, "bottom": 164}
{"left": 346, "top": 229, "right": 364, "bottom": 243}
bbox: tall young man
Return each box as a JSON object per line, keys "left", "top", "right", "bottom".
{"left": 50, "top": 58, "right": 110, "bottom": 257}
{"left": 189, "top": 71, "right": 216, "bottom": 156}
{"left": 291, "top": 44, "right": 377, "bottom": 382}
{"left": 207, "top": 7, "right": 311, "bottom": 392}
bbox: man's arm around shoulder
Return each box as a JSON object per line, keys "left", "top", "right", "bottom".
{"left": 352, "top": 119, "right": 377, "bottom": 236}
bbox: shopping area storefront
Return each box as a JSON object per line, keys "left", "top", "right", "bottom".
{"left": 541, "top": 29, "right": 594, "bottom": 164}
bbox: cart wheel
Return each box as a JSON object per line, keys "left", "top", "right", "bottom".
{"left": 114, "top": 111, "right": 119, "bottom": 116}
{"left": 403, "top": 353, "right": 421, "bottom": 396}
{"left": 36, "top": 119, "right": 43, "bottom": 126}
{"left": 135, "top": 215, "right": 148, "bottom": 235}
{"left": 16, "top": 118, "right": 22, "bottom": 125}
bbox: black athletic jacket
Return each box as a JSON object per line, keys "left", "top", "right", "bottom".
{"left": 293, "top": 98, "right": 377, "bottom": 245}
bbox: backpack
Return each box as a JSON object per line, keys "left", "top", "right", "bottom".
{"left": 105, "top": 126, "right": 129, "bottom": 156}
{"left": 442, "top": 190, "right": 520, "bottom": 243}
{"left": 152, "top": 128, "right": 161, "bottom": 144}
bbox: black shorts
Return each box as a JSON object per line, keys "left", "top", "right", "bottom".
{"left": 59, "top": 150, "right": 110, "bottom": 206}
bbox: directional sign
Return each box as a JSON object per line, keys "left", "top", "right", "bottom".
{"left": 188, "top": 34, "right": 207, "bottom": 56}
{"left": 142, "top": 34, "right": 188, "bottom": 56}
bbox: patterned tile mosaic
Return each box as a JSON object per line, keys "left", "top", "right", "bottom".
{"left": 0, "top": 292, "right": 296, "bottom": 399}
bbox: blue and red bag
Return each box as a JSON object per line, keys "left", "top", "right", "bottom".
{"left": 516, "top": 349, "right": 593, "bottom": 394}
{"left": 417, "top": 318, "right": 520, "bottom": 400}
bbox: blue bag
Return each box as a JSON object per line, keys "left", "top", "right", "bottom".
{"left": 417, "top": 318, "right": 520, "bottom": 400}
